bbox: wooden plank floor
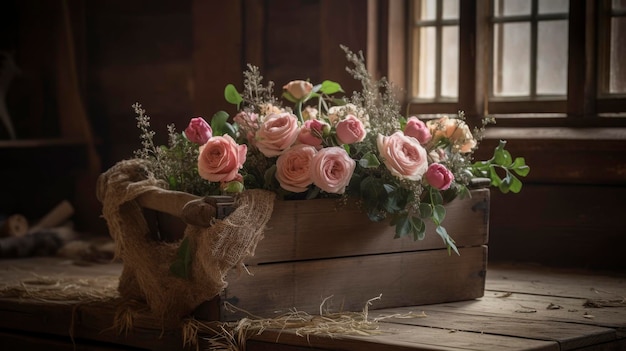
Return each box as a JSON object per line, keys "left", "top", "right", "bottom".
{"left": 0, "top": 258, "right": 624, "bottom": 350}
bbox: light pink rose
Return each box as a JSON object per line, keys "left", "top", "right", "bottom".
{"left": 255, "top": 112, "right": 299, "bottom": 157}
{"left": 376, "top": 132, "right": 428, "bottom": 181}
{"left": 310, "top": 147, "right": 356, "bottom": 194}
{"left": 335, "top": 114, "right": 366, "bottom": 144}
{"left": 424, "top": 163, "right": 454, "bottom": 190}
{"left": 404, "top": 116, "right": 431, "bottom": 145}
{"left": 283, "top": 80, "right": 313, "bottom": 100}
{"left": 275, "top": 144, "right": 317, "bottom": 193}
{"left": 184, "top": 117, "right": 212, "bottom": 145}
{"left": 298, "top": 119, "right": 328, "bottom": 147}
{"left": 198, "top": 134, "right": 247, "bottom": 182}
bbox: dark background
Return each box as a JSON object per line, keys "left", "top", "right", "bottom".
{"left": 0, "top": 0, "right": 624, "bottom": 270}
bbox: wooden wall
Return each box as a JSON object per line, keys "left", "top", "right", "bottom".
{"left": 2, "top": 0, "right": 624, "bottom": 270}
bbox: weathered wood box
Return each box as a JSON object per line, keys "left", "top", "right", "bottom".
{"left": 209, "top": 188, "right": 489, "bottom": 321}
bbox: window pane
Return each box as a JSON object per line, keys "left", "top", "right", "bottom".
{"left": 613, "top": 0, "right": 626, "bottom": 10}
{"left": 610, "top": 17, "right": 626, "bottom": 93}
{"left": 494, "top": 0, "right": 531, "bottom": 17}
{"left": 419, "top": 0, "right": 437, "bottom": 20}
{"left": 418, "top": 27, "right": 437, "bottom": 98}
{"left": 442, "top": 0, "right": 459, "bottom": 20}
{"left": 537, "top": 20, "right": 568, "bottom": 95}
{"left": 493, "top": 23, "right": 530, "bottom": 96}
{"left": 441, "top": 26, "right": 459, "bottom": 98}
{"left": 538, "top": 0, "right": 569, "bottom": 14}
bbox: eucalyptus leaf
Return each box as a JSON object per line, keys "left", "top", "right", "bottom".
{"left": 436, "top": 226, "right": 459, "bottom": 256}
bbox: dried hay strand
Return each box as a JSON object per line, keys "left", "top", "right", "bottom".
{"left": 181, "top": 295, "right": 427, "bottom": 351}
{"left": 0, "top": 274, "right": 119, "bottom": 303}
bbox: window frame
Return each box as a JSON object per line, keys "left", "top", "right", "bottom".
{"left": 399, "top": 0, "right": 626, "bottom": 128}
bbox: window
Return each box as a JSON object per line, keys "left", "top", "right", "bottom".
{"left": 597, "top": 0, "right": 626, "bottom": 114}
{"left": 407, "top": 0, "right": 626, "bottom": 126}
{"left": 409, "top": 0, "right": 460, "bottom": 102}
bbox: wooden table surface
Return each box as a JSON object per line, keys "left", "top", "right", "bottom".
{"left": 0, "top": 258, "right": 624, "bottom": 351}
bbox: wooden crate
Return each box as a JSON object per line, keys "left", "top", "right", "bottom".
{"left": 215, "top": 188, "right": 489, "bottom": 321}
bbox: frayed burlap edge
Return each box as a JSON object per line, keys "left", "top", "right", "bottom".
{"left": 96, "top": 159, "right": 275, "bottom": 326}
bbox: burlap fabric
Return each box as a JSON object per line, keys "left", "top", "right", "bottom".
{"left": 96, "top": 159, "right": 275, "bottom": 324}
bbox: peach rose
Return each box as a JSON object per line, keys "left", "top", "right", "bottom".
{"left": 198, "top": 135, "right": 247, "bottom": 182}
{"left": 404, "top": 116, "right": 431, "bottom": 145}
{"left": 376, "top": 132, "right": 428, "bottom": 181}
{"left": 255, "top": 112, "right": 299, "bottom": 157}
{"left": 335, "top": 114, "right": 367, "bottom": 144}
{"left": 428, "top": 116, "right": 476, "bottom": 153}
{"left": 283, "top": 80, "right": 313, "bottom": 100}
{"left": 302, "top": 106, "right": 319, "bottom": 120}
{"left": 298, "top": 119, "right": 329, "bottom": 147}
{"left": 310, "top": 146, "right": 356, "bottom": 194}
{"left": 184, "top": 117, "right": 213, "bottom": 145}
{"left": 424, "top": 163, "right": 454, "bottom": 190}
{"left": 275, "top": 144, "right": 317, "bottom": 193}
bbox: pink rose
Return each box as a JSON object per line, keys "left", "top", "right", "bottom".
{"left": 335, "top": 114, "right": 366, "bottom": 144}
{"left": 376, "top": 132, "right": 428, "bottom": 181}
{"left": 198, "top": 135, "right": 247, "bottom": 182}
{"left": 298, "top": 119, "right": 328, "bottom": 147}
{"left": 184, "top": 117, "right": 212, "bottom": 145}
{"left": 310, "top": 147, "right": 356, "bottom": 194}
{"left": 275, "top": 144, "right": 317, "bottom": 193}
{"left": 424, "top": 163, "right": 454, "bottom": 190}
{"left": 404, "top": 116, "right": 431, "bottom": 144}
{"left": 255, "top": 112, "right": 299, "bottom": 157}
{"left": 283, "top": 80, "right": 313, "bottom": 100}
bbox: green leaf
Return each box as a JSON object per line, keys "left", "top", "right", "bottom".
{"left": 430, "top": 188, "right": 444, "bottom": 205}
{"left": 170, "top": 237, "right": 192, "bottom": 279}
{"left": 394, "top": 215, "right": 411, "bottom": 238}
{"left": 319, "top": 80, "right": 344, "bottom": 95}
{"left": 418, "top": 202, "right": 433, "bottom": 219}
{"left": 224, "top": 84, "right": 243, "bottom": 107}
{"left": 410, "top": 217, "right": 426, "bottom": 241}
{"left": 211, "top": 111, "right": 231, "bottom": 137}
{"left": 512, "top": 157, "right": 530, "bottom": 177}
{"left": 358, "top": 152, "right": 381, "bottom": 168}
{"left": 332, "top": 98, "right": 348, "bottom": 106}
{"left": 222, "top": 181, "right": 244, "bottom": 193}
{"left": 433, "top": 204, "right": 446, "bottom": 225}
{"left": 508, "top": 174, "right": 523, "bottom": 193}
{"left": 282, "top": 91, "right": 298, "bottom": 103}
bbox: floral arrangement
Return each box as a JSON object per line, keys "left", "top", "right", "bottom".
{"left": 133, "top": 46, "right": 529, "bottom": 254}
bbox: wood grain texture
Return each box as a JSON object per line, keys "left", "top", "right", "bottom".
{"left": 249, "top": 188, "right": 489, "bottom": 264}
{"left": 249, "top": 321, "right": 559, "bottom": 351}
{"left": 221, "top": 246, "right": 487, "bottom": 321}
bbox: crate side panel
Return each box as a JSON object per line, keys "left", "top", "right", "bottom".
{"left": 247, "top": 189, "right": 489, "bottom": 264}
{"left": 221, "top": 245, "right": 487, "bottom": 321}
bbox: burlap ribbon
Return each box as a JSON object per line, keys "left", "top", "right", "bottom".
{"left": 96, "top": 159, "right": 275, "bottom": 324}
